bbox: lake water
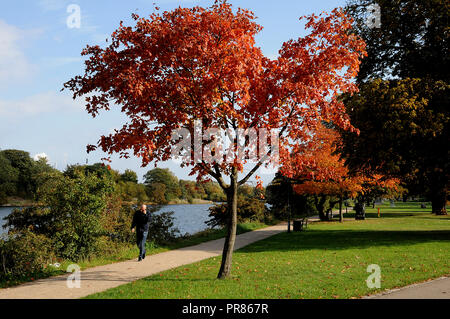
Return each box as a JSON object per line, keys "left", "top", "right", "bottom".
{"left": 156, "top": 204, "right": 215, "bottom": 236}
{"left": 0, "top": 204, "right": 215, "bottom": 237}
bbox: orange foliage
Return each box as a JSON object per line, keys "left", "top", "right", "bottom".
{"left": 64, "top": 1, "right": 366, "bottom": 185}
{"left": 286, "top": 124, "right": 399, "bottom": 198}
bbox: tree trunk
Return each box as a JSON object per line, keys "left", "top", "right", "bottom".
{"left": 339, "top": 195, "right": 343, "bottom": 223}
{"left": 354, "top": 196, "right": 366, "bottom": 220}
{"left": 431, "top": 188, "right": 448, "bottom": 215}
{"left": 318, "top": 209, "right": 326, "bottom": 221}
{"left": 217, "top": 173, "right": 238, "bottom": 279}
{"left": 317, "top": 196, "right": 328, "bottom": 221}
{"left": 318, "top": 211, "right": 325, "bottom": 221}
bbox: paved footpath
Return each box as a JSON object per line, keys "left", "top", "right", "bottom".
{"left": 364, "top": 276, "right": 450, "bottom": 299}
{"left": 0, "top": 223, "right": 287, "bottom": 299}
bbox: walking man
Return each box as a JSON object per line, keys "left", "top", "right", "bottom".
{"left": 131, "top": 204, "right": 152, "bottom": 261}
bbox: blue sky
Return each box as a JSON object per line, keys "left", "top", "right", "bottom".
{"left": 0, "top": 0, "right": 345, "bottom": 184}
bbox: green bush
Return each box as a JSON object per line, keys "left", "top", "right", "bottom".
{"left": 148, "top": 211, "right": 180, "bottom": 243}
{"left": 3, "top": 206, "right": 54, "bottom": 235}
{"left": 101, "top": 202, "right": 136, "bottom": 244}
{"left": 46, "top": 173, "right": 113, "bottom": 260}
{"left": 9, "top": 170, "right": 116, "bottom": 261}
{"left": 0, "top": 164, "right": 189, "bottom": 285}
{"left": 101, "top": 203, "right": 180, "bottom": 245}
{"left": 117, "top": 181, "right": 148, "bottom": 203}
{"left": 0, "top": 229, "right": 55, "bottom": 282}
{"left": 206, "top": 198, "right": 266, "bottom": 228}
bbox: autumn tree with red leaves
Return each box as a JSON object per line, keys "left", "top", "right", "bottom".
{"left": 285, "top": 124, "right": 400, "bottom": 222}
{"left": 285, "top": 124, "right": 364, "bottom": 221}
{"left": 64, "top": 1, "right": 366, "bottom": 279}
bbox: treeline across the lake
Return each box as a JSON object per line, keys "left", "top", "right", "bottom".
{"left": 0, "top": 149, "right": 228, "bottom": 206}
{"left": 65, "top": 164, "right": 228, "bottom": 205}
{"left": 143, "top": 167, "right": 226, "bottom": 204}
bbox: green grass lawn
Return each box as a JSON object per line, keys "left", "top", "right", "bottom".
{"left": 86, "top": 202, "right": 450, "bottom": 299}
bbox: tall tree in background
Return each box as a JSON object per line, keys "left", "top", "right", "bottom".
{"left": 120, "top": 169, "right": 138, "bottom": 183}
{"left": 0, "top": 152, "right": 19, "bottom": 203}
{"left": 286, "top": 124, "right": 364, "bottom": 221}
{"left": 144, "top": 168, "right": 181, "bottom": 202}
{"left": 0, "top": 150, "right": 35, "bottom": 197}
{"left": 340, "top": 79, "right": 448, "bottom": 213}
{"left": 284, "top": 123, "right": 399, "bottom": 221}
{"left": 0, "top": 150, "right": 57, "bottom": 201}
{"left": 64, "top": 1, "right": 366, "bottom": 278}
{"left": 341, "top": 0, "right": 449, "bottom": 214}
{"left": 346, "top": 0, "right": 449, "bottom": 82}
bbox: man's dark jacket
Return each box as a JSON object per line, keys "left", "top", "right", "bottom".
{"left": 131, "top": 210, "right": 152, "bottom": 233}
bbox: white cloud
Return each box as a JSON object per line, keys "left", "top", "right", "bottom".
{"left": 0, "top": 20, "right": 38, "bottom": 88}
{"left": 33, "top": 153, "right": 49, "bottom": 161}
{"left": 0, "top": 91, "right": 83, "bottom": 117}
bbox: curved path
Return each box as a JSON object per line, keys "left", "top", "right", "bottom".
{"left": 0, "top": 223, "right": 287, "bottom": 299}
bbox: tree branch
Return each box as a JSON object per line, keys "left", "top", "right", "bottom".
{"left": 237, "top": 105, "right": 295, "bottom": 186}
{"left": 199, "top": 161, "right": 229, "bottom": 191}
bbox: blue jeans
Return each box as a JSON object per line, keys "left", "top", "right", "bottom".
{"left": 136, "top": 231, "right": 148, "bottom": 259}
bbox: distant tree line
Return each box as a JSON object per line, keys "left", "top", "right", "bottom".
{"left": 0, "top": 149, "right": 227, "bottom": 206}
{"left": 143, "top": 168, "right": 226, "bottom": 204}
